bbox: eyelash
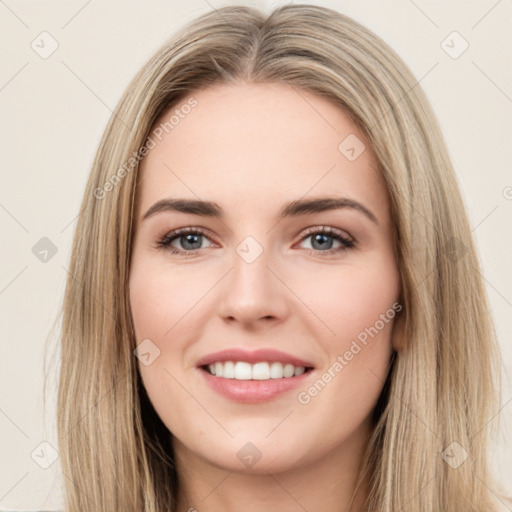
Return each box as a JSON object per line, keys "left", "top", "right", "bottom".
{"left": 154, "top": 226, "right": 355, "bottom": 257}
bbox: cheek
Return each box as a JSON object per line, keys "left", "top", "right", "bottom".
{"left": 292, "top": 252, "right": 400, "bottom": 405}
{"left": 292, "top": 262, "right": 398, "bottom": 451}
{"left": 129, "top": 261, "right": 202, "bottom": 435}
{"left": 128, "top": 258, "right": 192, "bottom": 406}
{"left": 129, "top": 272, "right": 173, "bottom": 343}
{"left": 129, "top": 257, "right": 210, "bottom": 343}
{"left": 292, "top": 252, "right": 400, "bottom": 344}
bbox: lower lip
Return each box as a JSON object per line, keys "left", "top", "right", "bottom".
{"left": 198, "top": 367, "right": 314, "bottom": 403}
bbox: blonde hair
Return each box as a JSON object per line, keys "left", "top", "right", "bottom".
{"left": 49, "top": 4, "right": 510, "bottom": 511}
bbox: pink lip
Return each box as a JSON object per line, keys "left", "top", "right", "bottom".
{"left": 195, "top": 348, "right": 315, "bottom": 369}
{"left": 198, "top": 365, "right": 315, "bottom": 403}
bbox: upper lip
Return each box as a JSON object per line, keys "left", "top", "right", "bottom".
{"left": 196, "top": 348, "right": 315, "bottom": 369}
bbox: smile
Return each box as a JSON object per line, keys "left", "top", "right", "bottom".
{"left": 203, "top": 361, "right": 312, "bottom": 380}
{"left": 198, "top": 363, "right": 315, "bottom": 403}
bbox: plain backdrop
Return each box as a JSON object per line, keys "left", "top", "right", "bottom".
{"left": 0, "top": 0, "right": 511, "bottom": 509}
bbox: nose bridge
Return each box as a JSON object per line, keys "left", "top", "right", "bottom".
{"left": 218, "top": 231, "right": 288, "bottom": 323}
{"left": 232, "top": 233, "right": 275, "bottom": 301}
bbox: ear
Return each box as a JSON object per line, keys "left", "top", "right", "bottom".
{"left": 391, "top": 306, "right": 406, "bottom": 352}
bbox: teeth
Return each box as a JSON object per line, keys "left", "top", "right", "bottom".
{"left": 223, "top": 361, "right": 235, "bottom": 378}
{"left": 206, "top": 361, "right": 308, "bottom": 380}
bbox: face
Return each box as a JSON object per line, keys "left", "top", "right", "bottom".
{"left": 129, "top": 82, "right": 403, "bottom": 475}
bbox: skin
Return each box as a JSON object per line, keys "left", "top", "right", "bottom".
{"left": 129, "top": 82, "right": 404, "bottom": 512}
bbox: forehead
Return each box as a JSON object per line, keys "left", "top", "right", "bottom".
{"left": 136, "top": 82, "right": 390, "bottom": 224}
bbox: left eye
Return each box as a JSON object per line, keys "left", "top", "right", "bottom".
{"left": 155, "top": 226, "right": 355, "bottom": 256}
{"left": 299, "top": 227, "right": 354, "bottom": 253}
{"left": 155, "top": 227, "right": 213, "bottom": 254}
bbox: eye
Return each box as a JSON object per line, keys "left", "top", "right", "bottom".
{"left": 155, "top": 227, "right": 215, "bottom": 256}
{"left": 155, "top": 226, "right": 355, "bottom": 257}
{"left": 296, "top": 226, "right": 355, "bottom": 256}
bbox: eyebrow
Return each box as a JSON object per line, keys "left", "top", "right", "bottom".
{"left": 142, "top": 196, "right": 378, "bottom": 225}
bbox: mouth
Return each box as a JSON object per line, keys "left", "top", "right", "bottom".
{"left": 200, "top": 361, "right": 315, "bottom": 380}
{"left": 197, "top": 361, "right": 316, "bottom": 404}
{"left": 195, "top": 348, "right": 317, "bottom": 402}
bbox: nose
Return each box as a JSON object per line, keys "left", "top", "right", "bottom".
{"left": 217, "top": 241, "right": 290, "bottom": 328}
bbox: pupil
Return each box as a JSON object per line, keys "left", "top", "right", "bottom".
{"left": 312, "top": 234, "right": 332, "bottom": 250}
{"left": 183, "top": 234, "right": 201, "bottom": 250}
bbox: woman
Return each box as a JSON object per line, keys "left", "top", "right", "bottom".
{"left": 55, "top": 4, "right": 511, "bottom": 511}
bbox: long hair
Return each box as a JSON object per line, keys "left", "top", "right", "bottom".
{"left": 49, "top": 4, "right": 510, "bottom": 511}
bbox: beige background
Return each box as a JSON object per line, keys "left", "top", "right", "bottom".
{"left": 1, "top": 0, "right": 511, "bottom": 509}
